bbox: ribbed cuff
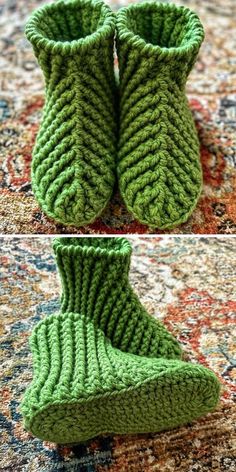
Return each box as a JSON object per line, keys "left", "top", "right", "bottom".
{"left": 52, "top": 237, "right": 132, "bottom": 262}
{"left": 116, "top": 1, "right": 204, "bottom": 62}
{"left": 25, "top": 0, "right": 115, "bottom": 56}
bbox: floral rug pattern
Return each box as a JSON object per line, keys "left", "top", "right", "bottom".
{"left": 1, "top": 236, "right": 236, "bottom": 471}
{"left": 0, "top": 0, "right": 236, "bottom": 234}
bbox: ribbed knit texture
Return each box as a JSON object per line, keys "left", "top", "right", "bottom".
{"left": 116, "top": 2, "right": 204, "bottom": 229}
{"left": 53, "top": 237, "right": 182, "bottom": 359}
{"left": 21, "top": 311, "right": 220, "bottom": 443}
{"left": 25, "top": 0, "right": 117, "bottom": 227}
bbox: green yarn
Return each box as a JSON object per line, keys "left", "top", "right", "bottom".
{"left": 25, "top": 0, "right": 117, "bottom": 227}
{"left": 116, "top": 2, "right": 205, "bottom": 229}
{"left": 21, "top": 311, "right": 220, "bottom": 443}
{"left": 53, "top": 237, "right": 182, "bottom": 359}
{"left": 21, "top": 236, "right": 220, "bottom": 442}
{"left": 26, "top": 0, "right": 205, "bottom": 227}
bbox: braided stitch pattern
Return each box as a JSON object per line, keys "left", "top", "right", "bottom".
{"left": 53, "top": 237, "right": 182, "bottom": 359}
{"left": 25, "top": 0, "right": 117, "bottom": 226}
{"left": 116, "top": 2, "right": 204, "bottom": 229}
{"left": 21, "top": 311, "right": 220, "bottom": 443}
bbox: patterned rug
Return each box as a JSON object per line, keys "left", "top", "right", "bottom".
{"left": 0, "top": 0, "right": 236, "bottom": 234}
{"left": 1, "top": 236, "right": 235, "bottom": 471}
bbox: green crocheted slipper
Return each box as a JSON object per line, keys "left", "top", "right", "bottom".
{"left": 21, "top": 312, "right": 220, "bottom": 444}
{"left": 53, "top": 237, "right": 182, "bottom": 359}
{"left": 25, "top": 0, "right": 117, "bottom": 227}
{"left": 116, "top": 2, "right": 204, "bottom": 229}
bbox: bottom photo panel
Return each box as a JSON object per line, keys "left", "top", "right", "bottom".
{"left": 1, "top": 236, "right": 235, "bottom": 472}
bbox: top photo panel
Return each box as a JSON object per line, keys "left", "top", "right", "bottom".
{"left": 1, "top": 0, "right": 236, "bottom": 235}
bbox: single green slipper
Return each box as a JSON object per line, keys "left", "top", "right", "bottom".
{"left": 53, "top": 237, "right": 182, "bottom": 359}
{"left": 21, "top": 311, "right": 220, "bottom": 444}
{"left": 116, "top": 2, "right": 204, "bottom": 229}
{"left": 25, "top": 0, "right": 117, "bottom": 226}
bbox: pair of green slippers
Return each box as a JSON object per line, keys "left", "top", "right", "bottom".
{"left": 26, "top": 0, "right": 204, "bottom": 229}
{"left": 21, "top": 238, "right": 220, "bottom": 444}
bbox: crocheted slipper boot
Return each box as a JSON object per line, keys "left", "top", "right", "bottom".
{"left": 116, "top": 2, "right": 204, "bottom": 229}
{"left": 53, "top": 237, "right": 182, "bottom": 359}
{"left": 21, "top": 312, "right": 220, "bottom": 443}
{"left": 25, "top": 0, "right": 116, "bottom": 226}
